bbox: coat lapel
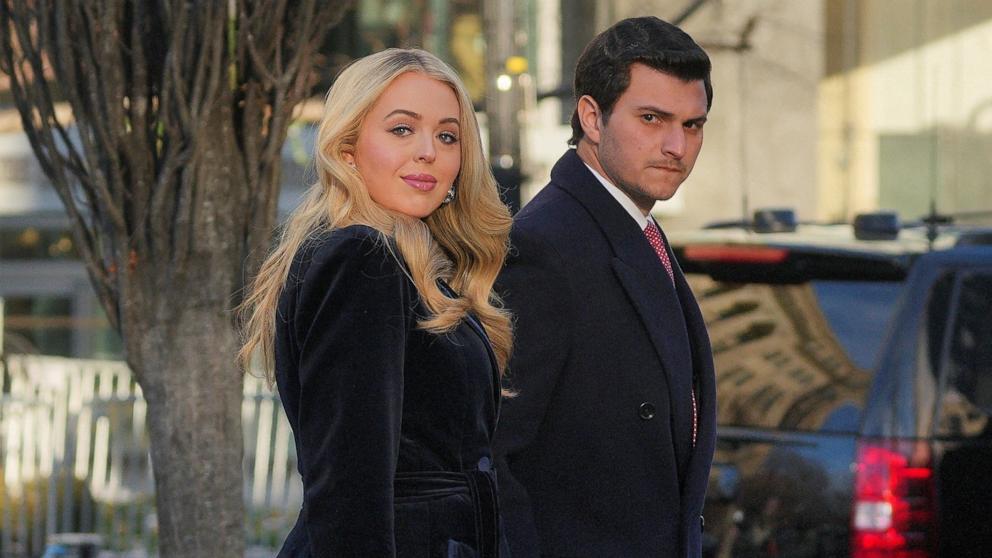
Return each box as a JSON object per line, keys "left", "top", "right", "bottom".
{"left": 672, "top": 251, "right": 717, "bottom": 515}
{"left": 551, "top": 150, "right": 696, "bottom": 472}
{"left": 437, "top": 279, "right": 502, "bottom": 426}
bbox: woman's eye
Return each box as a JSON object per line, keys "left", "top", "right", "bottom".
{"left": 390, "top": 125, "right": 413, "bottom": 136}
{"left": 439, "top": 132, "right": 459, "bottom": 144}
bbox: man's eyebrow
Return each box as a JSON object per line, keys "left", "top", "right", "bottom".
{"left": 635, "top": 105, "right": 675, "bottom": 118}
{"left": 635, "top": 105, "right": 707, "bottom": 124}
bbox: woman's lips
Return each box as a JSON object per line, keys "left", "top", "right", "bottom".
{"left": 402, "top": 174, "right": 437, "bottom": 191}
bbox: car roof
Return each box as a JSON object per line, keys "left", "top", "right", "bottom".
{"left": 668, "top": 222, "right": 992, "bottom": 283}
{"left": 672, "top": 224, "right": 940, "bottom": 254}
{"left": 911, "top": 245, "right": 992, "bottom": 266}
{"left": 671, "top": 221, "right": 992, "bottom": 253}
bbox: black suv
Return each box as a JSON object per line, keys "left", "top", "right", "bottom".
{"left": 668, "top": 211, "right": 992, "bottom": 558}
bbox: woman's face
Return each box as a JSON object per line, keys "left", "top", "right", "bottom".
{"left": 349, "top": 72, "right": 462, "bottom": 219}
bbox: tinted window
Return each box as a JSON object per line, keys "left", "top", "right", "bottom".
{"left": 936, "top": 273, "right": 992, "bottom": 438}
{"left": 0, "top": 226, "right": 78, "bottom": 259}
{"left": 811, "top": 282, "right": 903, "bottom": 369}
{"left": 3, "top": 296, "right": 74, "bottom": 356}
{"left": 933, "top": 273, "right": 992, "bottom": 558}
{"left": 687, "top": 275, "right": 903, "bottom": 432}
{"left": 2, "top": 295, "right": 122, "bottom": 359}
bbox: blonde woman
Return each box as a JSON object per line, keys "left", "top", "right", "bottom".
{"left": 239, "top": 49, "right": 512, "bottom": 557}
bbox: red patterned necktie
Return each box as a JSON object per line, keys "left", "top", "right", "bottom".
{"left": 643, "top": 221, "right": 675, "bottom": 283}
{"left": 643, "top": 220, "right": 697, "bottom": 447}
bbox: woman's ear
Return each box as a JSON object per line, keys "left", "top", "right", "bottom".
{"left": 576, "top": 95, "right": 603, "bottom": 145}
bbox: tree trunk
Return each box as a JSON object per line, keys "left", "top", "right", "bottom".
{"left": 137, "top": 311, "right": 245, "bottom": 557}
{"left": 1, "top": 3, "right": 356, "bottom": 553}
{"left": 121, "top": 101, "right": 250, "bottom": 557}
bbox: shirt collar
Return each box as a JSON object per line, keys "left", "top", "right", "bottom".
{"left": 583, "top": 162, "right": 653, "bottom": 230}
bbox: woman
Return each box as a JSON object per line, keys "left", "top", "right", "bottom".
{"left": 238, "top": 49, "right": 513, "bottom": 557}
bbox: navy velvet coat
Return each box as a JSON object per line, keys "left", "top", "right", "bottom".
{"left": 274, "top": 225, "right": 504, "bottom": 558}
{"left": 493, "top": 150, "right": 717, "bottom": 558}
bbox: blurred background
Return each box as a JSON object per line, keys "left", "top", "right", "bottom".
{"left": 4, "top": 0, "right": 991, "bottom": 361}
{"left": 0, "top": 0, "right": 990, "bottom": 556}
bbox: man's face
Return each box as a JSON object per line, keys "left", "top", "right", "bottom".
{"left": 587, "top": 63, "right": 708, "bottom": 212}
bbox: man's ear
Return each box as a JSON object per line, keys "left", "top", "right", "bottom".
{"left": 576, "top": 95, "right": 603, "bottom": 144}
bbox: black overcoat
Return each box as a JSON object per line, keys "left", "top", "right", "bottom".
{"left": 493, "top": 149, "right": 717, "bottom": 558}
{"left": 274, "top": 225, "right": 504, "bottom": 558}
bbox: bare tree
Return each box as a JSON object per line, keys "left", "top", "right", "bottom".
{"left": 0, "top": 1, "right": 352, "bottom": 555}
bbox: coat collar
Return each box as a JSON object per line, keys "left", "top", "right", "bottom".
{"left": 549, "top": 149, "right": 684, "bottom": 312}
{"left": 550, "top": 149, "right": 655, "bottom": 260}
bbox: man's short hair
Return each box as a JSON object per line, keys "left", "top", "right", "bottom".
{"left": 569, "top": 16, "right": 713, "bottom": 146}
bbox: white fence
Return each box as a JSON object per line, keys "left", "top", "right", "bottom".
{"left": 0, "top": 354, "right": 302, "bottom": 557}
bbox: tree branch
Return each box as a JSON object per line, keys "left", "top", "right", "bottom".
{"left": 47, "top": 1, "right": 128, "bottom": 234}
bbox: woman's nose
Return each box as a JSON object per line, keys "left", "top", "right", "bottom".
{"left": 416, "top": 135, "right": 437, "bottom": 163}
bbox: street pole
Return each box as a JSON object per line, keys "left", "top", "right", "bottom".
{"left": 484, "top": 0, "right": 527, "bottom": 213}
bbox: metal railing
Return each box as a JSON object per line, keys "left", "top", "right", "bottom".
{"left": 0, "top": 354, "right": 301, "bottom": 557}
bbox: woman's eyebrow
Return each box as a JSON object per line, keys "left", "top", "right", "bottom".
{"left": 384, "top": 110, "right": 460, "bottom": 126}
{"left": 383, "top": 109, "right": 421, "bottom": 120}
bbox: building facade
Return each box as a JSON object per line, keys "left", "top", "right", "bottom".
{"left": 4, "top": 0, "right": 991, "bottom": 359}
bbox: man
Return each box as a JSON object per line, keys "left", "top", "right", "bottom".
{"left": 494, "top": 17, "right": 716, "bottom": 558}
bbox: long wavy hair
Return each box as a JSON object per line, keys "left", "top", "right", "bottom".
{"left": 238, "top": 48, "right": 513, "bottom": 381}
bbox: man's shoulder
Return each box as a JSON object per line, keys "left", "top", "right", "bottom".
{"left": 515, "top": 168, "right": 593, "bottom": 222}
{"left": 512, "top": 183, "right": 589, "bottom": 241}
{"left": 517, "top": 179, "right": 566, "bottom": 215}
{"left": 515, "top": 149, "right": 603, "bottom": 226}
{"left": 509, "top": 189, "right": 607, "bottom": 272}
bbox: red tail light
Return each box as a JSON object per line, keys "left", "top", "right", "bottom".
{"left": 682, "top": 245, "right": 789, "bottom": 264}
{"left": 852, "top": 439, "right": 936, "bottom": 557}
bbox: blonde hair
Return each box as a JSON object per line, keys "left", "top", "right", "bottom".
{"left": 238, "top": 48, "right": 513, "bottom": 382}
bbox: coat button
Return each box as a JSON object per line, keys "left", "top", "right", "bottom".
{"left": 477, "top": 456, "right": 492, "bottom": 471}
{"left": 638, "top": 402, "right": 655, "bottom": 420}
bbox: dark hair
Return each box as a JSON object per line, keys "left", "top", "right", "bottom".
{"left": 569, "top": 16, "right": 713, "bottom": 146}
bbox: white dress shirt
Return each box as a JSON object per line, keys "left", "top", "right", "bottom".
{"left": 583, "top": 162, "right": 656, "bottom": 230}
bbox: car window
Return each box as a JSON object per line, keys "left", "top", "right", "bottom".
{"left": 810, "top": 282, "right": 904, "bottom": 369}
{"left": 687, "top": 274, "right": 904, "bottom": 432}
{"left": 935, "top": 273, "right": 992, "bottom": 439}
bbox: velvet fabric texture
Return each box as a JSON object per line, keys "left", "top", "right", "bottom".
{"left": 493, "top": 149, "right": 717, "bottom": 558}
{"left": 274, "top": 225, "right": 504, "bottom": 557}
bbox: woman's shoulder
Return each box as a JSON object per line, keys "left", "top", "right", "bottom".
{"left": 293, "top": 224, "right": 403, "bottom": 282}
{"left": 306, "top": 223, "right": 383, "bottom": 251}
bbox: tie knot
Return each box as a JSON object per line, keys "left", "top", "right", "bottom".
{"left": 644, "top": 221, "right": 662, "bottom": 239}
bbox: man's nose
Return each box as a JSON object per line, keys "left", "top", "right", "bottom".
{"left": 662, "top": 127, "right": 686, "bottom": 159}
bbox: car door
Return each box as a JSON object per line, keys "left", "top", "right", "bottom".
{"left": 687, "top": 273, "right": 904, "bottom": 558}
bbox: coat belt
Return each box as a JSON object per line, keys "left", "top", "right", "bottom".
{"left": 393, "top": 469, "right": 501, "bottom": 558}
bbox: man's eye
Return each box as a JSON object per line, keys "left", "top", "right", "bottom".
{"left": 641, "top": 114, "right": 656, "bottom": 123}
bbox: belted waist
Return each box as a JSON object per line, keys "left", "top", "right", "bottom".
{"left": 393, "top": 470, "right": 472, "bottom": 499}
{"left": 393, "top": 469, "right": 501, "bottom": 558}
